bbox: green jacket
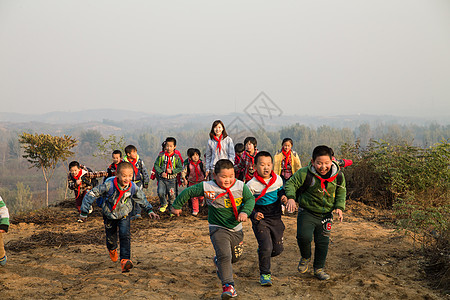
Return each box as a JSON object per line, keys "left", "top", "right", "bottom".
{"left": 285, "top": 161, "right": 346, "bottom": 215}
{"left": 154, "top": 152, "right": 183, "bottom": 179}
{"left": 0, "top": 196, "right": 10, "bottom": 232}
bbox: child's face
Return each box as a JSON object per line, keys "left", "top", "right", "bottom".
{"left": 214, "top": 124, "right": 224, "bottom": 137}
{"left": 312, "top": 155, "right": 333, "bottom": 176}
{"left": 165, "top": 141, "right": 176, "bottom": 154}
{"left": 191, "top": 153, "right": 200, "bottom": 162}
{"left": 112, "top": 154, "right": 122, "bottom": 164}
{"left": 117, "top": 168, "right": 134, "bottom": 187}
{"left": 214, "top": 168, "right": 235, "bottom": 189}
{"left": 127, "top": 150, "right": 137, "bottom": 160}
{"left": 245, "top": 142, "right": 255, "bottom": 155}
{"left": 255, "top": 156, "right": 273, "bottom": 179}
{"left": 69, "top": 166, "right": 80, "bottom": 177}
{"left": 282, "top": 141, "right": 292, "bottom": 153}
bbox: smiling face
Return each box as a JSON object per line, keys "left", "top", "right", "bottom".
{"left": 245, "top": 142, "right": 255, "bottom": 155}
{"left": 214, "top": 167, "right": 235, "bottom": 189}
{"left": 69, "top": 166, "right": 80, "bottom": 177}
{"left": 214, "top": 123, "right": 224, "bottom": 137}
{"left": 165, "top": 141, "right": 176, "bottom": 154}
{"left": 117, "top": 167, "right": 134, "bottom": 187}
{"left": 312, "top": 155, "right": 333, "bottom": 176}
{"left": 127, "top": 150, "right": 137, "bottom": 160}
{"left": 112, "top": 153, "right": 122, "bottom": 164}
{"left": 255, "top": 155, "right": 273, "bottom": 179}
{"left": 282, "top": 141, "right": 292, "bottom": 153}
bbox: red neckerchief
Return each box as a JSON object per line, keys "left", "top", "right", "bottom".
{"left": 164, "top": 152, "right": 175, "bottom": 171}
{"left": 213, "top": 134, "right": 223, "bottom": 152}
{"left": 73, "top": 169, "right": 83, "bottom": 197}
{"left": 189, "top": 159, "right": 202, "bottom": 182}
{"left": 128, "top": 158, "right": 139, "bottom": 176}
{"left": 112, "top": 178, "right": 131, "bottom": 211}
{"left": 215, "top": 179, "right": 238, "bottom": 220}
{"left": 253, "top": 171, "right": 277, "bottom": 202}
{"left": 282, "top": 149, "right": 291, "bottom": 168}
{"left": 314, "top": 172, "right": 339, "bottom": 196}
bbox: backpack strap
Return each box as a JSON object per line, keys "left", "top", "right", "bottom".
{"left": 295, "top": 170, "right": 343, "bottom": 200}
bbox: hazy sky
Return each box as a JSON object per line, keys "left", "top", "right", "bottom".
{"left": 1, "top": 0, "right": 449, "bottom": 117}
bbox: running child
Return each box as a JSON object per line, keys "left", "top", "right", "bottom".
{"left": 205, "top": 120, "right": 235, "bottom": 180}
{"left": 181, "top": 148, "right": 206, "bottom": 216}
{"left": 0, "top": 196, "right": 9, "bottom": 266}
{"left": 273, "top": 138, "right": 302, "bottom": 184}
{"left": 236, "top": 137, "right": 258, "bottom": 182}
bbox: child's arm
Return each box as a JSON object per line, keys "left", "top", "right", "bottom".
{"left": 284, "top": 170, "right": 304, "bottom": 212}
{"left": 227, "top": 138, "right": 235, "bottom": 163}
{"left": 293, "top": 152, "right": 302, "bottom": 170}
{"left": 171, "top": 156, "right": 183, "bottom": 175}
{"left": 153, "top": 156, "right": 165, "bottom": 177}
{"left": 68, "top": 175, "right": 77, "bottom": 190}
{"left": 334, "top": 173, "right": 346, "bottom": 221}
{"left": 139, "top": 160, "right": 150, "bottom": 188}
{"left": 237, "top": 184, "right": 256, "bottom": 221}
{"left": 181, "top": 163, "right": 188, "bottom": 185}
{"left": 79, "top": 182, "right": 110, "bottom": 217}
{"left": 133, "top": 188, "right": 160, "bottom": 219}
{"left": 205, "top": 141, "right": 213, "bottom": 173}
{"left": 171, "top": 183, "right": 205, "bottom": 215}
{"left": 0, "top": 196, "right": 10, "bottom": 233}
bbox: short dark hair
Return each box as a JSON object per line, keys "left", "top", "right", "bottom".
{"left": 209, "top": 120, "right": 228, "bottom": 139}
{"left": 282, "top": 138, "right": 293, "bottom": 146}
{"left": 244, "top": 137, "right": 257, "bottom": 148}
{"left": 69, "top": 161, "right": 80, "bottom": 169}
{"left": 164, "top": 137, "right": 177, "bottom": 146}
{"left": 124, "top": 145, "right": 137, "bottom": 155}
{"left": 234, "top": 143, "right": 244, "bottom": 153}
{"left": 214, "top": 159, "right": 234, "bottom": 174}
{"left": 189, "top": 148, "right": 201, "bottom": 158}
{"left": 312, "top": 145, "right": 333, "bottom": 161}
{"left": 255, "top": 151, "right": 272, "bottom": 164}
{"left": 186, "top": 148, "right": 195, "bottom": 158}
{"left": 112, "top": 150, "right": 122, "bottom": 157}
{"left": 117, "top": 161, "right": 133, "bottom": 174}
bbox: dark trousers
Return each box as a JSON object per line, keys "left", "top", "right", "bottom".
{"left": 296, "top": 209, "right": 332, "bottom": 269}
{"left": 251, "top": 217, "right": 285, "bottom": 275}
{"left": 75, "top": 190, "right": 87, "bottom": 213}
{"left": 104, "top": 216, "right": 131, "bottom": 260}
{"left": 209, "top": 227, "right": 244, "bottom": 286}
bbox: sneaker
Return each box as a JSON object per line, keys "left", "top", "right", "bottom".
{"left": 159, "top": 204, "right": 168, "bottom": 213}
{"left": 88, "top": 206, "right": 93, "bottom": 214}
{"left": 108, "top": 249, "right": 118, "bottom": 262}
{"left": 0, "top": 255, "right": 6, "bottom": 266}
{"left": 192, "top": 211, "right": 198, "bottom": 216}
{"left": 314, "top": 268, "right": 330, "bottom": 280}
{"left": 221, "top": 284, "right": 237, "bottom": 299}
{"left": 259, "top": 274, "right": 272, "bottom": 286}
{"left": 297, "top": 257, "right": 311, "bottom": 273}
{"left": 77, "top": 218, "right": 84, "bottom": 223}
{"left": 121, "top": 259, "right": 133, "bottom": 273}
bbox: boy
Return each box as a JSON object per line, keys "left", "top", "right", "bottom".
{"left": 246, "top": 151, "right": 287, "bottom": 286}
{"left": 68, "top": 161, "right": 107, "bottom": 217}
{"left": 285, "top": 145, "right": 346, "bottom": 280}
{"left": 105, "top": 149, "right": 124, "bottom": 180}
{"left": 79, "top": 162, "right": 160, "bottom": 273}
{"left": 154, "top": 137, "right": 183, "bottom": 214}
{"left": 236, "top": 137, "right": 258, "bottom": 182}
{"left": 171, "top": 159, "right": 255, "bottom": 299}
{"left": 124, "top": 145, "right": 150, "bottom": 219}
{"left": 181, "top": 148, "right": 206, "bottom": 216}
{"left": 273, "top": 138, "right": 302, "bottom": 184}
{"left": 0, "top": 195, "right": 9, "bottom": 266}
{"left": 234, "top": 143, "right": 245, "bottom": 181}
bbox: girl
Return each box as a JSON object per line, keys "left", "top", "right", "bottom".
{"left": 181, "top": 148, "right": 206, "bottom": 216}
{"left": 273, "top": 138, "right": 302, "bottom": 184}
{"left": 205, "top": 120, "right": 235, "bottom": 179}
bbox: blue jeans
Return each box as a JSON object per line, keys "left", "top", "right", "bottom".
{"left": 157, "top": 178, "right": 178, "bottom": 209}
{"left": 104, "top": 215, "right": 131, "bottom": 260}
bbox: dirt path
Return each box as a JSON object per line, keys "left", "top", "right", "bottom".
{"left": 0, "top": 201, "right": 443, "bottom": 299}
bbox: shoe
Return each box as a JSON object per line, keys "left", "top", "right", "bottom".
{"left": 259, "top": 274, "right": 272, "bottom": 286}
{"left": 0, "top": 255, "right": 6, "bottom": 266}
{"left": 77, "top": 218, "right": 84, "bottom": 223}
{"left": 159, "top": 204, "right": 168, "bottom": 213}
{"left": 221, "top": 284, "right": 237, "bottom": 299}
{"left": 108, "top": 249, "right": 118, "bottom": 262}
{"left": 192, "top": 211, "right": 198, "bottom": 216}
{"left": 121, "top": 259, "right": 133, "bottom": 273}
{"left": 88, "top": 206, "right": 93, "bottom": 214}
{"left": 314, "top": 268, "right": 330, "bottom": 280}
{"left": 170, "top": 213, "right": 175, "bottom": 217}
{"left": 297, "top": 257, "right": 311, "bottom": 273}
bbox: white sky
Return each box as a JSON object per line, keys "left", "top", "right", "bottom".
{"left": 1, "top": 0, "right": 449, "bottom": 117}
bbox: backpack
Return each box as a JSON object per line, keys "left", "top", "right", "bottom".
{"left": 96, "top": 177, "right": 137, "bottom": 208}
{"left": 295, "top": 169, "right": 343, "bottom": 201}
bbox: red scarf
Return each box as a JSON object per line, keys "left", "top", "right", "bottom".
{"left": 73, "top": 169, "right": 83, "bottom": 197}
{"left": 253, "top": 171, "right": 277, "bottom": 202}
{"left": 282, "top": 149, "right": 291, "bottom": 168}
{"left": 213, "top": 134, "right": 223, "bottom": 153}
{"left": 314, "top": 172, "right": 339, "bottom": 196}
{"left": 112, "top": 178, "right": 131, "bottom": 211}
{"left": 189, "top": 159, "right": 202, "bottom": 182}
{"left": 164, "top": 152, "right": 175, "bottom": 171}
{"left": 215, "top": 180, "right": 238, "bottom": 220}
{"left": 128, "top": 158, "right": 139, "bottom": 176}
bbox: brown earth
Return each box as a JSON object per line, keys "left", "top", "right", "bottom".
{"left": 0, "top": 199, "right": 446, "bottom": 300}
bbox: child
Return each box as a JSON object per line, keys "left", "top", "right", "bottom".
{"left": 246, "top": 151, "right": 287, "bottom": 286}
{"left": 0, "top": 196, "right": 9, "bottom": 266}
{"left": 285, "top": 145, "right": 346, "bottom": 280}
{"left": 124, "top": 145, "right": 150, "bottom": 219}
{"left": 181, "top": 148, "right": 206, "bottom": 216}
{"left": 236, "top": 137, "right": 258, "bottom": 182}
{"left": 171, "top": 159, "right": 255, "bottom": 299}
{"left": 79, "top": 161, "right": 160, "bottom": 273}
{"left": 205, "top": 120, "right": 235, "bottom": 180}
{"left": 234, "top": 143, "right": 245, "bottom": 181}
{"left": 105, "top": 149, "right": 124, "bottom": 180}
{"left": 68, "top": 161, "right": 107, "bottom": 217}
{"left": 154, "top": 137, "right": 183, "bottom": 213}
{"left": 273, "top": 138, "right": 302, "bottom": 184}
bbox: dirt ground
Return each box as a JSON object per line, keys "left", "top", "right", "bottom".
{"left": 0, "top": 199, "right": 446, "bottom": 300}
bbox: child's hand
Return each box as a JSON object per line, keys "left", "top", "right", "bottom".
{"left": 171, "top": 208, "right": 182, "bottom": 216}
{"left": 0, "top": 229, "right": 5, "bottom": 233}
{"left": 161, "top": 172, "right": 168, "bottom": 179}
{"left": 255, "top": 212, "right": 264, "bottom": 220}
{"left": 148, "top": 212, "right": 160, "bottom": 219}
{"left": 237, "top": 212, "right": 248, "bottom": 222}
{"left": 182, "top": 179, "right": 187, "bottom": 187}
{"left": 76, "top": 179, "right": 82, "bottom": 185}
{"left": 205, "top": 171, "right": 210, "bottom": 180}
{"left": 280, "top": 195, "right": 288, "bottom": 204}
{"left": 167, "top": 168, "right": 172, "bottom": 174}
{"left": 334, "top": 209, "right": 343, "bottom": 222}
{"left": 286, "top": 198, "right": 297, "bottom": 213}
